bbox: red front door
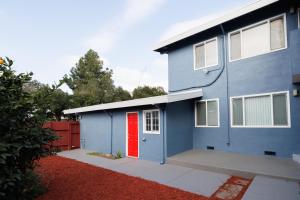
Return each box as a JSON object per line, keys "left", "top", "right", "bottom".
{"left": 127, "top": 112, "right": 138, "bottom": 158}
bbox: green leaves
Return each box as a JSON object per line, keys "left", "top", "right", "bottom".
{"left": 132, "top": 86, "right": 166, "bottom": 99}
{"left": 0, "top": 58, "right": 57, "bottom": 199}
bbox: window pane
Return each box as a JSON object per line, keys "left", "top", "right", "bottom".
{"left": 245, "top": 95, "right": 272, "bottom": 126}
{"left": 298, "top": 9, "right": 300, "bottom": 28}
{"left": 242, "top": 22, "right": 269, "bottom": 58}
{"left": 270, "top": 17, "right": 285, "bottom": 50}
{"left": 152, "top": 111, "right": 159, "bottom": 131}
{"left": 230, "top": 32, "right": 241, "bottom": 60}
{"left": 207, "top": 101, "right": 218, "bottom": 126}
{"left": 273, "top": 93, "right": 288, "bottom": 125}
{"left": 146, "top": 112, "right": 151, "bottom": 131}
{"left": 196, "top": 102, "right": 206, "bottom": 126}
{"left": 195, "top": 44, "right": 205, "bottom": 69}
{"left": 205, "top": 39, "right": 218, "bottom": 66}
{"left": 232, "top": 98, "right": 243, "bottom": 126}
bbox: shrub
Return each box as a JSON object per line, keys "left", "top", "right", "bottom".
{"left": 0, "top": 57, "right": 57, "bottom": 199}
{"left": 116, "top": 150, "right": 122, "bottom": 159}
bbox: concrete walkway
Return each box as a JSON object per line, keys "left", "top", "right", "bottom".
{"left": 58, "top": 149, "right": 300, "bottom": 199}
{"left": 58, "top": 149, "right": 229, "bottom": 197}
{"left": 242, "top": 176, "right": 300, "bottom": 200}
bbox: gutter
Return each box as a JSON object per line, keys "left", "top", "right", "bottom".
{"left": 153, "top": 104, "right": 166, "bottom": 164}
{"left": 220, "top": 24, "right": 231, "bottom": 146}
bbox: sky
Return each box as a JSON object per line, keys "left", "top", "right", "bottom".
{"left": 1, "top": 0, "right": 253, "bottom": 93}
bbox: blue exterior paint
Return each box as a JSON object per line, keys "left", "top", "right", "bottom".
{"left": 80, "top": 106, "right": 165, "bottom": 162}
{"left": 79, "top": 1, "right": 300, "bottom": 162}
{"left": 80, "top": 112, "right": 111, "bottom": 153}
{"left": 166, "top": 100, "right": 194, "bottom": 157}
{"left": 167, "top": 2, "right": 300, "bottom": 158}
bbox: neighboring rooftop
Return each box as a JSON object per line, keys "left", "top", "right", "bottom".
{"left": 63, "top": 88, "right": 203, "bottom": 114}
{"left": 153, "top": 0, "right": 279, "bottom": 52}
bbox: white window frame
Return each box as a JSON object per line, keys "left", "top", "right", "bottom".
{"left": 228, "top": 13, "right": 287, "bottom": 62}
{"left": 298, "top": 8, "right": 300, "bottom": 29}
{"left": 193, "top": 37, "right": 219, "bottom": 70}
{"left": 195, "top": 98, "right": 220, "bottom": 128}
{"left": 230, "top": 91, "right": 291, "bottom": 128}
{"left": 143, "top": 109, "right": 160, "bottom": 134}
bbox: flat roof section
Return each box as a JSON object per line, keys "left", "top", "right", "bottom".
{"left": 63, "top": 88, "right": 203, "bottom": 114}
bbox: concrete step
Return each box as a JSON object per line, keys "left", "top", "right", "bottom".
{"left": 293, "top": 154, "right": 300, "bottom": 164}
{"left": 167, "top": 151, "right": 300, "bottom": 182}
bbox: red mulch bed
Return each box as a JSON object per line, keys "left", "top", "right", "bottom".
{"left": 36, "top": 156, "right": 208, "bottom": 200}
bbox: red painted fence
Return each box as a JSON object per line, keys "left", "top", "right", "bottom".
{"left": 43, "top": 121, "right": 80, "bottom": 151}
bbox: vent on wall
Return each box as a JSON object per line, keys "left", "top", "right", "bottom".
{"left": 207, "top": 146, "right": 215, "bottom": 150}
{"left": 264, "top": 151, "right": 276, "bottom": 156}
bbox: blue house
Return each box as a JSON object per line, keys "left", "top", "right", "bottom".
{"left": 64, "top": 0, "right": 300, "bottom": 163}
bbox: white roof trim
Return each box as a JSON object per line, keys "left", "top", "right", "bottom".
{"left": 63, "top": 89, "right": 203, "bottom": 114}
{"left": 153, "top": 0, "right": 279, "bottom": 51}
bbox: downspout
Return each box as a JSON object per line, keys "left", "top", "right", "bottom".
{"left": 153, "top": 104, "right": 166, "bottom": 164}
{"left": 220, "top": 24, "right": 231, "bottom": 146}
{"left": 104, "top": 110, "right": 113, "bottom": 154}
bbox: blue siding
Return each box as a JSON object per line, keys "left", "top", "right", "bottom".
{"left": 80, "top": 112, "right": 111, "bottom": 153}
{"left": 167, "top": 6, "right": 300, "bottom": 158}
{"left": 80, "top": 2, "right": 300, "bottom": 162}
{"left": 80, "top": 106, "right": 165, "bottom": 162}
{"left": 166, "top": 100, "right": 194, "bottom": 156}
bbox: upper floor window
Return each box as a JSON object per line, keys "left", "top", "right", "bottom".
{"left": 194, "top": 37, "right": 218, "bottom": 70}
{"left": 230, "top": 91, "right": 290, "bottom": 128}
{"left": 143, "top": 109, "right": 160, "bottom": 134}
{"left": 298, "top": 8, "right": 300, "bottom": 28}
{"left": 229, "top": 14, "right": 287, "bottom": 61}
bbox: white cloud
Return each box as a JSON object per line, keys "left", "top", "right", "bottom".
{"left": 59, "top": 55, "right": 80, "bottom": 68}
{"left": 112, "top": 55, "right": 168, "bottom": 92}
{"left": 85, "top": 0, "right": 165, "bottom": 53}
{"left": 157, "top": 0, "right": 255, "bottom": 43}
{"left": 158, "top": 13, "right": 226, "bottom": 43}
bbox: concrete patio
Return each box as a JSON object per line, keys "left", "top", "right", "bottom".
{"left": 167, "top": 150, "right": 300, "bottom": 181}
{"left": 58, "top": 149, "right": 300, "bottom": 200}
{"left": 58, "top": 149, "right": 229, "bottom": 197}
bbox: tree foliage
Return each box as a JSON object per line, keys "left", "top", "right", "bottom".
{"left": 32, "top": 84, "right": 73, "bottom": 121}
{"left": 62, "top": 49, "right": 117, "bottom": 106}
{"left": 0, "top": 57, "right": 57, "bottom": 199}
{"left": 132, "top": 86, "right": 166, "bottom": 99}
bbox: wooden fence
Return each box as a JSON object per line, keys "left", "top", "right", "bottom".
{"left": 43, "top": 121, "right": 80, "bottom": 151}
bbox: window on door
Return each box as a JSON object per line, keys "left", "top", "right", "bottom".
{"left": 231, "top": 91, "right": 290, "bottom": 128}
{"left": 143, "top": 109, "right": 160, "bottom": 134}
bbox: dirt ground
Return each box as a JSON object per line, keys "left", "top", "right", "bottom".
{"left": 36, "top": 156, "right": 207, "bottom": 200}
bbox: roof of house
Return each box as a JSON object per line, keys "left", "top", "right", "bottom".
{"left": 153, "top": 0, "right": 279, "bottom": 52}
{"left": 63, "top": 88, "right": 203, "bottom": 114}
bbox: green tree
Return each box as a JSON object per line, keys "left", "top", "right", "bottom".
{"left": 33, "top": 84, "right": 72, "bottom": 121}
{"left": 132, "top": 86, "right": 166, "bottom": 99}
{"left": 112, "top": 86, "right": 132, "bottom": 102}
{"left": 0, "top": 57, "right": 57, "bottom": 199}
{"left": 63, "top": 49, "right": 115, "bottom": 106}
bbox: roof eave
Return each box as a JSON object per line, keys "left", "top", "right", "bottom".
{"left": 153, "top": 0, "right": 279, "bottom": 52}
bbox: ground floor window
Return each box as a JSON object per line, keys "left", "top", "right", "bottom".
{"left": 230, "top": 91, "right": 290, "bottom": 128}
{"left": 143, "top": 109, "right": 160, "bottom": 134}
{"left": 195, "top": 99, "right": 219, "bottom": 127}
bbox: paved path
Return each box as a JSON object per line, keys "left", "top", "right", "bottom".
{"left": 242, "top": 176, "right": 300, "bottom": 200}
{"left": 58, "top": 149, "right": 300, "bottom": 199}
{"left": 58, "top": 149, "right": 229, "bottom": 197}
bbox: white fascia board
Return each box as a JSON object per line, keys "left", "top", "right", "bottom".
{"left": 63, "top": 89, "right": 203, "bottom": 114}
{"left": 153, "top": 0, "right": 279, "bottom": 51}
